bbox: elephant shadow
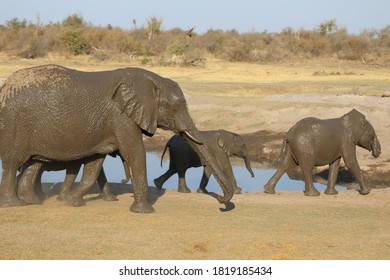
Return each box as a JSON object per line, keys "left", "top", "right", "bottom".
{"left": 287, "top": 166, "right": 356, "bottom": 187}
{"left": 206, "top": 192, "right": 236, "bottom": 212}
{"left": 42, "top": 182, "right": 165, "bottom": 206}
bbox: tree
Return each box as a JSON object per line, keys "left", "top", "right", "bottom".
{"left": 147, "top": 16, "right": 162, "bottom": 40}
{"left": 318, "top": 19, "right": 338, "bottom": 35}
{"left": 60, "top": 14, "right": 89, "bottom": 55}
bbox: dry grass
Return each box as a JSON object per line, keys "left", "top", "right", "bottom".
{"left": 1, "top": 54, "right": 389, "bottom": 97}
{"left": 0, "top": 186, "right": 389, "bottom": 260}
{"left": 0, "top": 55, "right": 389, "bottom": 260}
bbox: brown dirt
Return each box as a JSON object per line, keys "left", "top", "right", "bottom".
{"left": 0, "top": 58, "right": 389, "bottom": 260}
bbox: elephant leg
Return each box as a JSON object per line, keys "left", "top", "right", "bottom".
{"left": 177, "top": 169, "right": 191, "bottom": 193}
{"left": 343, "top": 154, "right": 369, "bottom": 195}
{"left": 34, "top": 175, "right": 46, "bottom": 202}
{"left": 0, "top": 161, "right": 25, "bottom": 207}
{"left": 57, "top": 162, "right": 81, "bottom": 202}
{"left": 17, "top": 160, "right": 43, "bottom": 204}
{"left": 66, "top": 156, "right": 105, "bottom": 207}
{"left": 264, "top": 149, "right": 297, "bottom": 194}
{"left": 300, "top": 163, "right": 320, "bottom": 196}
{"left": 197, "top": 166, "right": 211, "bottom": 194}
{"left": 114, "top": 120, "right": 154, "bottom": 213}
{"left": 97, "top": 168, "right": 118, "bottom": 201}
{"left": 154, "top": 165, "right": 176, "bottom": 190}
{"left": 214, "top": 155, "right": 241, "bottom": 194}
{"left": 325, "top": 158, "right": 341, "bottom": 195}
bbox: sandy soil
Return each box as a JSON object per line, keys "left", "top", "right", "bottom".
{"left": 0, "top": 59, "right": 389, "bottom": 260}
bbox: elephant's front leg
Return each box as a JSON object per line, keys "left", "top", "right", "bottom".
{"left": 197, "top": 166, "right": 211, "bottom": 193}
{"left": 66, "top": 156, "right": 105, "bottom": 207}
{"left": 115, "top": 121, "right": 154, "bottom": 213}
{"left": 324, "top": 158, "right": 341, "bottom": 195}
{"left": 343, "top": 150, "right": 370, "bottom": 195}
{"left": 57, "top": 162, "right": 82, "bottom": 201}
{"left": 216, "top": 156, "right": 242, "bottom": 194}
{"left": 97, "top": 169, "right": 118, "bottom": 201}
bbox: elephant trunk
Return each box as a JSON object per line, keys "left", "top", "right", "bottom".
{"left": 372, "top": 136, "right": 381, "bottom": 158}
{"left": 244, "top": 155, "right": 255, "bottom": 178}
{"left": 181, "top": 127, "right": 234, "bottom": 204}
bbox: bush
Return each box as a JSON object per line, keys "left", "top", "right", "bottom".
{"left": 0, "top": 16, "right": 389, "bottom": 65}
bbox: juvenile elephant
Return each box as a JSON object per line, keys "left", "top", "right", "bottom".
{"left": 154, "top": 130, "right": 255, "bottom": 194}
{"left": 0, "top": 65, "right": 234, "bottom": 212}
{"left": 263, "top": 109, "right": 381, "bottom": 196}
{"left": 17, "top": 153, "right": 128, "bottom": 206}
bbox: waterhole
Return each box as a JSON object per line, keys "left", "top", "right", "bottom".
{"left": 35, "top": 152, "right": 340, "bottom": 193}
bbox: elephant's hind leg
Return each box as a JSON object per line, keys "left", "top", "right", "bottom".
{"left": 0, "top": 161, "right": 25, "bottom": 207}
{"left": 17, "top": 160, "right": 43, "bottom": 204}
{"left": 263, "top": 149, "right": 297, "bottom": 194}
{"left": 154, "top": 168, "right": 175, "bottom": 190}
{"left": 300, "top": 163, "right": 320, "bottom": 196}
{"left": 324, "top": 158, "right": 340, "bottom": 195}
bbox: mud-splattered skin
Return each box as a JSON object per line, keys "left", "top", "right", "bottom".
{"left": 0, "top": 65, "right": 234, "bottom": 212}
{"left": 154, "top": 130, "right": 254, "bottom": 194}
{"left": 263, "top": 109, "right": 381, "bottom": 196}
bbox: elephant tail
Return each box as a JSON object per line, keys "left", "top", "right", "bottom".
{"left": 160, "top": 139, "right": 171, "bottom": 167}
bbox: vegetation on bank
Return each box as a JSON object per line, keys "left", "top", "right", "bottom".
{"left": 1, "top": 14, "right": 389, "bottom": 66}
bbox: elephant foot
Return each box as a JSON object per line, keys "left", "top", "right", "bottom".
{"left": 0, "top": 194, "right": 26, "bottom": 207}
{"left": 130, "top": 200, "right": 155, "bottom": 214}
{"left": 66, "top": 196, "right": 86, "bottom": 207}
{"left": 103, "top": 194, "right": 118, "bottom": 201}
{"left": 358, "top": 188, "right": 370, "bottom": 195}
{"left": 304, "top": 188, "right": 320, "bottom": 196}
{"left": 234, "top": 186, "right": 242, "bottom": 194}
{"left": 153, "top": 178, "right": 164, "bottom": 190}
{"left": 197, "top": 188, "right": 208, "bottom": 194}
{"left": 18, "top": 192, "right": 41, "bottom": 205}
{"left": 57, "top": 195, "right": 66, "bottom": 202}
{"left": 178, "top": 187, "right": 191, "bottom": 193}
{"left": 263, "top": 184, "right": 276, "bottom": 194}
{"left": 324, "top": 188, "right": 338, "bottom": 195}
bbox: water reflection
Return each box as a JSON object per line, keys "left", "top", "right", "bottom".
{"left": 1, "top": 152, "right": 340, "bottom": 193}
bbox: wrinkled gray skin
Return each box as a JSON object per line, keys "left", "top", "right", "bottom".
{"left": 17, "top": 153, "right": 129, "bottom": 206}
{"left": 154, "top": 130, "right": 255, "bottom": 194}
{"left": 264, "top": 109, "right": 381, "bottom": 196}
{"left": 0, "top": 65, "right": 234, "bottom": 212}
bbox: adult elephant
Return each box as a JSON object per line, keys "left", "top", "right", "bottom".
{"left": 263, "top": 109, "right": 381, "bottom": 196}
{"left": 0, "top": 65, "right": 234, "bottom": 212}
{"left": 154, "top": 130, "right": 254, "bottom": 194}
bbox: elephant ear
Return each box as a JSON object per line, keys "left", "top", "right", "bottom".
{"left": 217, "top": 130, "right": 234, "bottom": 156}
{"left": 113, "top": 74, "right": 159, "bottom": 136}
{"left": 341, "top": 109, "right": 367, "bottom": 144}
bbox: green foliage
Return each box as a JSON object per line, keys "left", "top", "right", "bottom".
{"left": 62, "top": 13, "right": 85, "bottom": 29}
{"left": 59, "top": 29, "right": 90, "bottom": 55}
{"left": 318, "top": 19, "right": 338, "bottom": 36}
{"left": 59, "top": 14, "right": 90, "bottom": 55}
{"left": 166, "top": 42, "right": 189, "bottom": 55}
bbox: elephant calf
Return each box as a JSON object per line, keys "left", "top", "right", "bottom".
{"left": 17, "top": 154, "right": 129, "bottom": 206}
{"left": 263, "top": 109, "right": 381, "bottom": 196}
{"left": 154, "top": 130, "right": 255, "bottom": 194}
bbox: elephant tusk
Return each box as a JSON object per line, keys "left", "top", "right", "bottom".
{"left": 182, "top": 131, "right": 203, "bottom": 145}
